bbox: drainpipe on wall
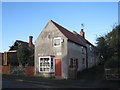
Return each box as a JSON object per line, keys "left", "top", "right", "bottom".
{"left": 85, "top": 48, "right": 88, "bottom": 69}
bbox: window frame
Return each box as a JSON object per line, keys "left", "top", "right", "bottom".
{"left": 70, "top": 58, "right": 78, "bottom": 68}
{"left": 81, "top": 46, "right": 84, "bottom": 54}
{"left": 53, "top": 37, "right": 62, "bottom": 47}
{"left": 82, "top": 58, "right": 85, "bottom": 64}
{"left": 39, "top": 56, "right": 55, "bottom": 72}
{"left": 90, "top": 45, "right": 92, "bottom": 51}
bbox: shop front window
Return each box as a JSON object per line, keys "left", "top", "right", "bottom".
{"left": 39, "top": 56, "right": 54, "bottom": 72}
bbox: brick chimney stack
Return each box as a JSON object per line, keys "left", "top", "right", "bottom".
{"left": 29, "top": 36, "right": 33, "bottom": 48}
{"left": 80, "top": 29, "right": 85, "bottom": 38}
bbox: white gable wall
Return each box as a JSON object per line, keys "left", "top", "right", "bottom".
{"left": 35, "top": 21, "right": 68, "bottom": 78}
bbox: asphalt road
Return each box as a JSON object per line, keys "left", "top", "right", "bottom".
{"left": 2, "top": 77, "right": 120, "bottom": 88}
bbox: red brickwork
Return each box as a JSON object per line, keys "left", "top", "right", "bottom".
{"left": 0, "top": 66, "right": 10, "bottom": 74}
{"left": 25, "top": 66, "right": 35, "bottom": 76}
{"left": 0, "top": 66, "right": 2, "bottom": 74}
{"left": 0, "top": 66, "right": 35, "bottom": 76}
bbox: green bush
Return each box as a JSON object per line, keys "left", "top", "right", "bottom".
{"left": 105, "top": 56, "right": 119, "bottom": 69}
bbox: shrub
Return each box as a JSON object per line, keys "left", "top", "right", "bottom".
{"left": 105, "top": 56, "right": 119, "bottom": 69}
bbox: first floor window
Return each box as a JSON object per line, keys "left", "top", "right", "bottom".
{"left": 53, "top": 37, "right": 61, "bottom": 47}
{"left": 39, "top": 56, "right": 54, "bottom": 72}
{"left": 91, "top": 58, "right": 93, "bottom": 64}
{"left": 82, "top": 58, "right": 85, "bottom": 64}
{"left": 90, "top": 45, "right": 92, "bottom": 51}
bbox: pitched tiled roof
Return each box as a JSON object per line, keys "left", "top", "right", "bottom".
{"left": 9, "top": 40, "right": 34, "bottom": 51}
{"left": 9, "top": 40, "right": 29, "bottom": 51}
{"left": 16, "top": 40, "right": 29, "bottom": 45}
{"left": 51, "top": 20, "right": 94, "bottom": 47}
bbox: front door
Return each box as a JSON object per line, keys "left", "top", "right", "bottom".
{"left": 55, "top": 59, "right": 62, "bottom": 77}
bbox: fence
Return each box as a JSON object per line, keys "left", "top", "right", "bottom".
{"left": 0, "top": 65, "right": 35, "bottom": 76}
{"left": 105, "top": 68, "right": 120, "bottom": 80}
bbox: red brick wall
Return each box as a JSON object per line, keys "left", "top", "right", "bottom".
{"left": 0, "top": 66, "right": 10, "bottom": 74}
{"left": 0, "top": 66, "right": 2, "bottom": 74}
{"left": 0, "top": 66, "right": 35, "bottom": 76}
{"left": 25, "top": 66, "right": 35, "bottom": 76}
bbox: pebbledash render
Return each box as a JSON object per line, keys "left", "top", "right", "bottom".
{"left": 35, "top": 20, "right": 99, "bottom": 79}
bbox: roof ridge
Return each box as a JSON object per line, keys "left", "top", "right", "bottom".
{"left": 16, "top": 40, "right": 29, "bottom": 44}
{"left": 50, "top": 20, "right": 84, "bottom": 46}
{"left": 50, "top": 20, "right": 70, "bottom": 31}
{"left": 50, "top": 20, "right": 94, "bottom": 46}
{"left": 51, "top": 20, "right": 79, "bottom": 37}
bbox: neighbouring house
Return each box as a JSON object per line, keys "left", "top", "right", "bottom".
{"left": 35, "top": 20, "right": 99, "bottom": 79}
{"left": 3, "top": 36, "right": 34, "bottom": 66}
{"left": 0, "top": 36, "right": 35, "bottom": 76}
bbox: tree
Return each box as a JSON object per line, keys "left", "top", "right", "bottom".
{"left": 96, "top": 25, "right": 120, "bottom": 68}
{"left": 96, "top": 36, "right": 108, "bottom": 62}
{"left": 17, "top": 45, "right": 30, "bottom": 66}
{"left": 27, "top": 47, "right": 34, "bottom": 66}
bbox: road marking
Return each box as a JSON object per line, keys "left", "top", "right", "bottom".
{"left": 16, "top": 79, "right": 24, "bottom": 82}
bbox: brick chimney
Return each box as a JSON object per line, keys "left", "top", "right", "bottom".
{"left": 80, "top": 29, "right": 85, "bottom": 38}
{"left": 29, "top": 36, "right": 33, "bottom": 48}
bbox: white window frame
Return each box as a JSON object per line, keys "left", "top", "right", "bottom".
{"left": 90, "top": 45, "right": 92, "bottom": 51}
{"left": 82, "top": 58, "right": 85, "bottom": 64}
{"left": 53, "top": 37, "right": 62, "bottom": 47}
{"left": 39, "top": 56, "right": 55, "bottom": 72}
{"left": 91, "top": 57, "right": 94, "bottom": 64}
{"left": 81, "top": 46, "right": 84, "bottom": 54}
{"left": 73, "top": 59, "right": 76, "bottom": 66}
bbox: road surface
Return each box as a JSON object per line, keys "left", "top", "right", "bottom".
{"left": 2, "top": 77, "right": 120, "bottom": 88}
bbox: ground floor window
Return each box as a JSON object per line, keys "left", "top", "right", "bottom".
{"left": 39, "top": 56, "right": 55, "bottom": 72}
{"left": 70, "top": 58, "right": 78, "bottom": 68}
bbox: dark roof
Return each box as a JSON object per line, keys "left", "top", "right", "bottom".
{"left": 16, "top": 40, "right": 29, "bottom": 44}
{"left": 51, "top": 20, "right": 94, "bottom": 47}
{"left": 9, "top": 40, "right": 29, "bottom": 51}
